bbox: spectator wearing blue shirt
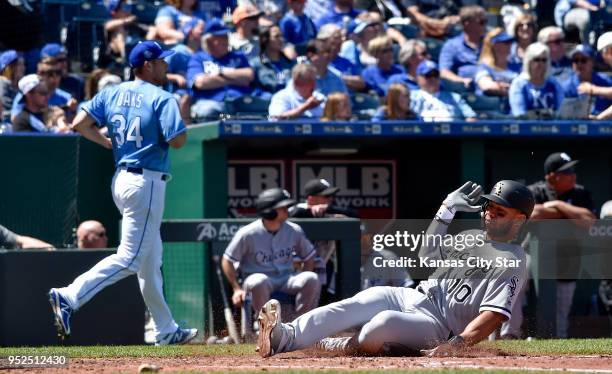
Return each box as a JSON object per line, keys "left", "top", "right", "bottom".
{"left": 187, "top": 19, "right": 255, "bottom": 120}
{"left": 229, "top": 5, "right": 263, "bottom": 61}
{"left": 155, "top": 0, "right": 204, "bottom": 45}
{"left": 269, "top": 63, "right": 324, "bottom": 119}
{"left": 280, "top": 0, "right": 318, "bottom": 53}
{"left": 12, "top": 74, "right": 69, "bottom": 133}
{"left": 509, "top": 42, "right": 564, "bottom": 117}
{"left": 11, "top": 60, "right": 74, "bottom": 123}
{"left": 372, "top": 83, "right": 417, "bottom": 121}
{"left": 474, "top": 28, "right": 517, "bottom": 98}
{"left": 507, "top": 13, "right": 537, "bottom": 73}
{"left": 305, "top": 0, "right": 334, "bottom": 25}
{"left": 439, "top": 5, "right": 487, "bottom": 90}
{"left": 315, "top": 0, "right": 362, "bottom": 30}
{"left": 340, "top": 20, "right": 380, "bottom": 72}
{"left": 305, "top": 40, "right": 348, "bottom": 95}
{"left": 411, "top": 60, "right": 476, "bottom": 121}
{"left": 563, "top": 45, "right": 612, "bottom": 115}
{"left": 166, "top": 19, "right": 204, "bottom": 95}
{"left": 40, "top": 43, "right": 85, "bottom": 102}
{"left": 250, "top": 25, "right": 296, "bottom": 95}
{"left": 0, "top": 50, "right": 25, "bottom": 124}
{"left": 537, "top": 27, "right": 573, "bottom": 83}
{"left": 386, "top": 39, "right": 428, "bottom": 92}
{"left": 361, "top": 36, "right": 404, "bottom": 97}
{"left": 317, "top": 24, "right": 365, "bottom": 91}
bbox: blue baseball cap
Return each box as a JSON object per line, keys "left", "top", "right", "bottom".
{"left": 128, "top": 41, "right": 174, "bottom": 68}
{"left": 204, "top": 18, "right": 229, "bottom": 36}
{"left": 570, "top": 44, "right": 594, "bottom": 59}
{"left": 491, "top": 31, "right": 514, "bottom": 44}
{"left": 107, "top": 0, "right": 121, "bottom": 12}
{"left": 181, "top": 18, "right": 201, "bottom": 38}
{"left": 40, "top": 43, "right": 67, "bottom": 59}
{"left": 416, "top": 60, "right": 439, "bottom": 76}
{"left": 0, "top": 50, "right": 19, "bottom": 72}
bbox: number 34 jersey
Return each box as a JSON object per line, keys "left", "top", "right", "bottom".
{"left": 417, "top": 231, "right": 527, "bottom": 336}
{"left": 82, "top": 80, "right": 186, "bottom": 173}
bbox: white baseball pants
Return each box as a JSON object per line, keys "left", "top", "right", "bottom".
{"left": 57, "top": 168, "right": 179, "bottom": 339}
{"left": 286, "top": 286, "right": 450, "bottom": 354}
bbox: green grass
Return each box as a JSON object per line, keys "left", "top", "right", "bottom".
{"left": 1, "top": 339, "right": 611, "bottom": 358}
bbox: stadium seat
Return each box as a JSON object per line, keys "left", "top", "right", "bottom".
{"left": 132, "top": 0, "right": 159, "bottom": 25}
{"left": 462, "top": 93, "right": 505, "bottom": 119}
{"left": 424, "top": 37, "right": 444, "bottom": 61}
{"left": 225, "top": 95, "right": 271, "bottom": 118}
{"left": 77, "top": 1, "right": 110, "bottom": 21}
{"left": 390, "top": 23, "right": 419, "bottom": 39}
{"left": 442, "top": 78, "right": 471, "bottom": 94}
{"left": 351, "top": 92, "right": 380, "bottom": 119}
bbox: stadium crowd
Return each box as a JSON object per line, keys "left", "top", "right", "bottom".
{"left": 1, "top": 0, "right": 612, "bottom": 133}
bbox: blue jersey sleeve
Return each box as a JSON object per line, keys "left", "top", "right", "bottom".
{"left": 156, "top": 96, "right": 186, "bottom": 142}
{"left": 509, "top": 78, "right": 527, "bottom": 116}
{"left": 438, "top": 39, "right": 455, "bottom": 72}
{"left": 82, "top": 88, "right": 108, "bottom": 127}
{"left": 187, "top": 53, "right": 205, "bottom": 89}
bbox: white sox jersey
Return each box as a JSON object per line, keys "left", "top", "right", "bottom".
{"left": 418, "top": 230, "right": 527, "bottom": 336}
{"left": 223, "top": 220, "right": 316, "bottom": 277}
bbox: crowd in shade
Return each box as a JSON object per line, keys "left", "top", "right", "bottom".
{"left": 1, "top": 0, "right": 612, "bottom": 133}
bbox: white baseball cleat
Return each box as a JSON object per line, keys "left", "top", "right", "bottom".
{"left": 155, "top": 327, "right": 198, "bottom": 346}
{"left": 257, "top": 299, "right": 284, "bottom": 358}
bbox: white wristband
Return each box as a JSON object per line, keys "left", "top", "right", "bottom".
{"left": 435, "top": 204, "right": 455, "bottom": 224}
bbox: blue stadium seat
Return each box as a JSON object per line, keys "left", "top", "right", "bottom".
{"left": 390, "top": 23, "right": 419, "bottom": 39}
{"left": 351, "top": 92, "right": 380, "bottom": 119}
{"left": 424, "top": 37, "right": 444, "bottom": 61}
{"left": 225, "top": 95, "right": 271, "bottom": 118}
{"left": 462, "top": 93, "right": 505, "bottom": 119}
{"left": 441, "top": 78, "right": 471, "bottom": 94}
{"left": 76, "top": 1, "right": 110, "bottom": 21}
{"left": 132, "top": 0, "right": 160, "bottom": 25}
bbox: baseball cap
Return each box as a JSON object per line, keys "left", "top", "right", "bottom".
{"left": 569, "top": 44, "right": 594, "bottom": 59}
{"left": 107, "top": 0, "right": 121, "bottom": 12}
{"left": 304, "top": 179, "right": 340, "bottom": 197}
{"left": 544, "top": 152, "right": 579, "bottom": 174}
{"left": 600, "top": 200, "right": 612, "bottom": 219}
{"left": 597, "top": 31, "right": 612, "bottom": 52}
{"left": 491, "top": 31, "right": 514, "bottom": 44}
{"left": 416, "top": 60, "right": 439, "bottom": 76}
{"left": 97, "top": 74, "right": 122, "bottom": 91}
{"left": 18, "top": 74, "right": 41, "bottom": 95}
{"left": 128, "top": 41, "right": 174, "bottom": 68}
{"left": 204, "top": 18, "right": 230, "bottom": 36}
{"left": 181, "top": 18, "right": 201, "bottom": 38}
{"left": 40, "top": 43, "right": 67, "bottom": 59}
{"left": 348, "top": 20, "right": 372, "bottom": 36}
{"left": 232, "top": 4, "right": 262, "bottom": 25}
{"left": 0, "top": 50, "right": 19, "bottom": 72}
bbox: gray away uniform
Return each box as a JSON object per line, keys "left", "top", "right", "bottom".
{"left": 279, "top": 220, "right": 526, "bottom": 354}
{"left": 224, "top": 219, "right": 321, "bottom": 315}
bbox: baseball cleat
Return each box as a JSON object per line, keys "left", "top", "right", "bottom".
{"left": 155, "top": 327, "right": 198, "bottom": 346}
{"left": 257, "top": 299, "right": 283, "bottom": 358}
{"left": 48, "top": 288, "right": 73, "bottom": 340}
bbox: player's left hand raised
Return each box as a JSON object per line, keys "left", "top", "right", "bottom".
{"left": 443, "top": 181, "right": 483, "bottom": 213}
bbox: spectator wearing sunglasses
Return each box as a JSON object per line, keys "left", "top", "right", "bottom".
{"left": 77, "top": 220, "right": 108, "bottom": 249}
{"left": 40, "top": 43, "right": 84, "bottom": 101}
{"left": 10, "top": 59, "right": 75, "bottom": 123}
{"left": 474, "top": 28, "right": 517, "bottom": 99}
{"left": 562, "top": 44, "right": 612, "bottom": 115}
{"left": 361, "top": 36, "right": 404, "bottom": 97}
{"left": 509, "top": 42, "right": 564, "bottom": 117}
{"left": 386, "top": 40, "right": 428, "bottom": 92}
{"left": 508, "top": 13, "right": 537, "bottom": 73}
{"left": 537, "top": 26, "right": 572, "bottom": 83}
{"left": 439, "top": 5, "right": 487, "bottom": 90}
{"left": 410, "top": 60, "right": 476, "bottom": 121}
{"left": 12, "top": 74, "right": 62, "bottom": 133}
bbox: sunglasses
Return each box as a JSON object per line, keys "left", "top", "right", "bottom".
{"left": 518, "top": 23, "right": 534, "bottom": 29}
{"left": 532, "top": 57, "right": 548, "bottom": 63}
{"left": 572, "top": 57, "right": 589, "bottom": 64}
{"left": 424, "top": 72, "right": 440, "bottom": 79}
{"left": 546, "top": 38, "right": 564, "bottom": 45}
{"left": 34, "top": 90, "right": 50, "bottom": 96}
{"left": 381, "top": 47, "right": 393, "bottom": 54}
{"left": 41, "top": 69, "right": 62, "bottom": 77}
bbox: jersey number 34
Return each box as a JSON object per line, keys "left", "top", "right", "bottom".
{"left": 111, "top": 113, "right": 143, "bottom": 148}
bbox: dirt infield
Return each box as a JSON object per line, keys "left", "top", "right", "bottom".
{"left": 9, "top": 351, "right": 612, "bottom": 373}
